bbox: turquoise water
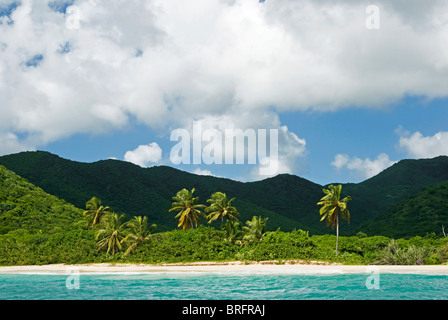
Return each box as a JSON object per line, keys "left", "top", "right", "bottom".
{"left": 1, "top": 272, "right": 448, "bottom": 300}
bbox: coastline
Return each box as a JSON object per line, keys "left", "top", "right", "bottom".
{"left": 1, "top": 260, "right": 448, "bottom": 275}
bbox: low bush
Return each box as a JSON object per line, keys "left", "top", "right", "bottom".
{"left": 1, "top": 224, "right": 447, "bottom": 266}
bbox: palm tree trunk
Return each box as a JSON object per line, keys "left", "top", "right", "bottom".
{"left": 335, "top": 215, "right": 339, "bottom": 255}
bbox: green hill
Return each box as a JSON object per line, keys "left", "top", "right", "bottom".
{"left": 360, "top": 181, "right": 448, "bottom": 238}
{"left": 0, "top": 165, "right": 101, "bottom": 265}
{"left": 3, "top": 161, "right": 448, "bottom": 267}
{"left": 0, "top": 151, "right": 315, "bottom": 232}
{"left": 343, "top": 157, "right": 448, "bottom": 228}
{"left": 0, "top": 164, "right": 83, "bottom": 235}
{"left": 1, "top": 151, "right": 448, "bottom": 236}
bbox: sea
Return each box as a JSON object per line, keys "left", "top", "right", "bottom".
{"left": 1, "top": 271, "right": 448, "bottom": 300}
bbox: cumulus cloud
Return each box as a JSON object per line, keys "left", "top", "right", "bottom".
{"left": 0, "top": 132, "right": 34, "bottom": 156}
{"left": 172, "top": 111, "right": 307, "bottom": 180}
{"left": 399, "top": 131, "right": 448, "bottom": 158}
{"left": 193, "top": 168, "right": 214, "bottom": 176}
{"left": 124, "top": 142, "right": 163, "bottom": 167}
{"left": 1, "top": 0, "right": 448, "bottom": 157}
{"left": 248, "top": 125, "right": 307, "bottom": 180}
{"left": 331, "top": 153, "right": 397, "bottom": 180}
{"left": 331, "top": 154, "right": 350, "bottom": 170}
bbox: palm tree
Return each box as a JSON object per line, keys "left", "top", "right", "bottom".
{"left": 169, "top": 188, "right": 206, "bottom": 231}
{"left": 205, "top": 192, "right": 240, "bottom": 225}
{"left": 123, "top": 216, "right": 157, "bottom": 255}
{"left": 83, "top": 196, "right": 112, "bottom": 227}
{"left": 317, "top": 184, "right": 351, "bottom": 255}
{"left": 221, "top": 219, "right": 242, "bottom": 244}
{"left": 242, "top": 216, "right": 268, "bottom": 243}
{"left": 95, "top": 213, "right": 126, "bottom": 255}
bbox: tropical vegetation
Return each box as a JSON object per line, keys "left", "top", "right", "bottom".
{"left": 242, "top": 216, "right": 268, "bottom": 244}
{"left": 83, "top": 196, "right": 112, "bottom": 227}
{"left": 169, "top": 188, "right": 206, "bottom": 231}
{"left": 317, "top": 184, "right": 351, "bottom": 255}
{"left": 4, "top": 150, "right": 448, "bottom": 237}
{"left": 95, "top": 213, "right": 127, "bottom": 256}
{"left": 205, "top": 192, "right": 240, "bottom": 224}
{"left": 1, "top": 160, "right": 448, "bottom": 267}
{"left": 123, "top": 216, "right": 157, "bottom": 256}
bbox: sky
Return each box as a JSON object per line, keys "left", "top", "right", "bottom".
{"left": 1, "top": 0, "right": 448, "bottom": 185}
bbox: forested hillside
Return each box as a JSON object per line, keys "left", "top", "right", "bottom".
{"left": 1, "top": 162, "right": 448, "bottom": 266}
{"left": 1, "top": 151, "right": 448, "bottom": 236}
{"left": 0, "top": 164, "right": 83, "bottom": 235}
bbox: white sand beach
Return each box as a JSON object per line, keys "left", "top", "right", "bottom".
{"left": 1, "top": 261, "right": 447, "bottom": 275}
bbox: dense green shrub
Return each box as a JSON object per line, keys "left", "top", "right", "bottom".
{"left": 3, "top": 159, "right": 448, "bottom": 266}
{"left": 0, "top": 228, "right": 98, "bottom": 265}
{"left": 1, "top": 219, "right": 447, "bottom": 266}
{"left": 236, "top": 229, "right": 315, "bottom": 261}
{"left": 375, "top": 240, "right": 438, "bottom": 265}
{"left": 425, "top": 254, "right": 442, "bottom": 265}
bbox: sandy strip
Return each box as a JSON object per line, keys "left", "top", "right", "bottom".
{"left": 0, "top": 261, "right": 448, "bottom": 275}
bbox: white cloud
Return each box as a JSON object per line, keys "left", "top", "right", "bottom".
{"left": 91, "top": 104, "right": 128, "bottom": 129}
{"left": 331, "top": 153, "right": 397, "bottom": 180}
{"left": 124, "top": 142, "right": 163, "bottom": 167}
{"left": 193, "top": 168, "right": 214, "bottom": 176}
{"left": 2, "top": 0, "right": 448, "bottom": 154}
{"left": 248, "top": 125, "right": 307, "bottom": 180}
{"left": 331, "top": 154, "right": 349, "bottom": 170}
{"left": 175, "top": 111, "right": 307, "bottom": 180}
{"left": 399, "top": 131, "right": 448, "bottom": 158}
{"left": 0, "top": 132, "right": 35, "bottom": 156}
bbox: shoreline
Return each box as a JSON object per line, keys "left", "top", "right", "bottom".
{"left": 1, "top": 260, "right": 448, "bottom": 275}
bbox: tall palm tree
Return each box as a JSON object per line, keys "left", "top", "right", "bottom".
{"left": 95, "top": 213, "right": 126, "bottom": 255}
{"left": 205, "top": 192, "right": 240, "bottom": 225}
{"left": 317, "top": 184, "right": 351, "bottom": 255}
{"left": 123, "top": 216, "right": 157, "bottom": 255}
{"left": 169, "top": 188, "right": 206, "bottom": 231}
{"left": 83, "top": 196, "right": 112, "bottom": 227}
{"left": 221, "top": 219, "right": 242, "bottom": 244}
{"left": 242, "top": 216, "right": 268, "bottom": 243}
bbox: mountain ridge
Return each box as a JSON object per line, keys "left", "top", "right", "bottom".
{"left": 1, "top": 151, "right": 448, "bottom": 236}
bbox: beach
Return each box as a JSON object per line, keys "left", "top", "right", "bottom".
{"left": 1, "top": 261, "right": 448, "bottom": 275}
{"left": 2, "top": 261, "right": 448, "bottom": 300}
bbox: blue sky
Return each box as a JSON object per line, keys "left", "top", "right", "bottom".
{"left": 281, "top": 96, "right": 448, "bottom": 184}
{"left": 41, "top": 94, "right": 448, "bottom": 185}
{"left": 2, "top": 0, "right": 448, "bottom": 185}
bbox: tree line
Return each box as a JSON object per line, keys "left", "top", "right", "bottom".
{"left": 83, "top": 188, "right": 270, "bottom": 256}
{"left": 84, "top": 184, "right": 352, "bottom": 257}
